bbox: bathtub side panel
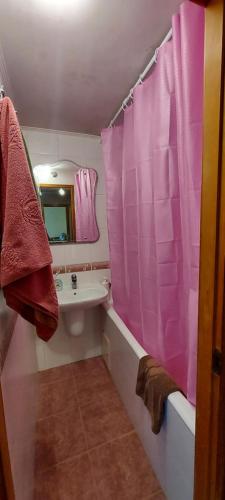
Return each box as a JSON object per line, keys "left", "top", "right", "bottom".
{"left": 102, "top": 310, "right": 195, "bottom": 500}
{"left": 166, "top": 402, "right": 195, "bottom": 500}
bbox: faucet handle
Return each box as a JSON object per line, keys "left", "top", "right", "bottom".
{"left": 71, "top": 273, "right": 77, "bottom": 289}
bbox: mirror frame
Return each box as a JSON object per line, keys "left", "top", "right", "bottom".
{"left": 40, "top": 183, "right": 76, "bottom": 243}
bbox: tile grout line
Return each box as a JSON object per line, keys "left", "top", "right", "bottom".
{"left": 38, "top": 375, "right": 73, "bottom": 387}
{"left": 37, "top": 371, "right": 79, "bottom": 421}
{"left": 87, "top": 448, "right": 100, "bottom": 500}
{"left": 35, "top": 450, "right": 90, "bottom": 477}
{"left": 74, "top": 374, "right": 136, "bottom": 453}
{"left": 148, "top": 490, "right": 166, "bottom": 500}
{"left": 35, "top": 370, "right": 82, "bottom": 477}
{"left": 77, "top": 394, "right": 89, "bottom": 455}
{"left": 35, "top": 430, "right": 137, "bottom": 476}
{"left": 70, "top": 368, "right": 99, "bottom": 497}
{"left": 35, "top": 450, "right": 165, "bottom": 499}
{"left": 75, "top": 394, "right": 101, "bottom": 498}
{"left": 86, "top": 429, "right": 136, "bottom": 453}
{"left": 75, "top": 367, "right": 136, "bottom": 453}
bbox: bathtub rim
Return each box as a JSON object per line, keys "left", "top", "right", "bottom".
{"left": 102, "top": 301, "right": 196, "bottom": 436}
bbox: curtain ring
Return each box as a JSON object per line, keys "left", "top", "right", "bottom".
{"left": 129, "top": 91, "right": 134, "bottom": 102}
{"left": 154, "top": 47, "right": 159, "bottom": 63}
{"left": 122, "top": 100, "right": 128, "bottom": 110}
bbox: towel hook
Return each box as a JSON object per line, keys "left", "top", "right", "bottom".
{"left": 0, "top": 85, "right": 5, "bottom": 100}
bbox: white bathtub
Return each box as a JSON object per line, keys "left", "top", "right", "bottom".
{"left": 102, "top": 303, "right": 195, "bottom": 500}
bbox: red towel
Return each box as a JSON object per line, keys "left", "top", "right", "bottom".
{"left": 0, "top": 97, "right": 58, "bottom": 341}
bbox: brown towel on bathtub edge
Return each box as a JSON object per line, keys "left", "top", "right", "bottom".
{"left": 136, "top": 355, "right": 181, "bottom": 434}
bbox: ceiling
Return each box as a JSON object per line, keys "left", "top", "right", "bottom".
{"left": 0, "top": 0, "right": 183, "bottom": 135}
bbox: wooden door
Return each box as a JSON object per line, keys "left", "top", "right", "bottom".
{"left": 0, "top": 2, "right": 225, "bottom": 500}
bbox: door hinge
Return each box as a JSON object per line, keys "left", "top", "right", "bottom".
{"left": 212, "top": 348, "right": 223, "bottom": 375}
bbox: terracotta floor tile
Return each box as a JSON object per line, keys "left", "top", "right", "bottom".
{"left": 37, "top": 378, "right": 78, "bottom": 419}
{"left": 35, "top": 406, "right": 86, "bottom": 472}
{"left": 38, "top": 363, "right": 75, "bottom": 385}
{"left": 77, "top": 378, "right": 122, "bottom": 409}
{"left": 35, "top": 358, "right": 165, "bottom": 500}
{"left": 73, "top": 357, "right": 111, "bottom": 387}
{"left": 35, "top": 453, "right": 97, "bottom": 500}
{"left": 89, "top": 432, "right": 161, "bottom": 500}
{"left": 73, "top": 356, "right": 107, "bottom": 374}
{"left": 73, "top": 356, "right": 124, "bottom": 409}
{"left": 81, "top": 397, "right": 133, "bottom": 449}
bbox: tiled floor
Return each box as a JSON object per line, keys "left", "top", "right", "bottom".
{"left": 34, "top": 356, "right": 166, "bottom": 500}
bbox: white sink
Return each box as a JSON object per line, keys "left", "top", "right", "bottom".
{"left": 57, "top": 284, "right": 108, "bottom": 312}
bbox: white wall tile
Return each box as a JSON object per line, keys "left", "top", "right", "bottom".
{"left": 94, "top": 159, "right": 105, "bottom": 195}
{"left": 96, "top": 194, "right": 108, "bottom": 230}
{"left": 86, "top": 155, "right": 104, "bottom": 170}
{"left": 22, "top": 127, "right": 59, "bottom": 155}
{"left": 51, "top": 245, "right": 66, "bottom": 266}
{"left": 90, "top": 230, "right": 109, "bottom": 262}
{"left": 96, "top": 174, "right": 105, "bottom": 196}
{"left": 64, "top": 243, "right": 92, "bottom": 265}
{"left": 29, "top": 153, "right": 59, "bottom": 167}
{"left": 58, "top": 132, "right": 102, "bottom": 162}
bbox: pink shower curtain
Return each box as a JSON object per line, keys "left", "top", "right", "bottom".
{"left": 75, "top": 168, "right": 99, "bottom": 242}
{"left": 101, "top": 1, "right": 204, "bottom": 405}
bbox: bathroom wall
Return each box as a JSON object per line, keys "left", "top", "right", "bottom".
{"left": 22, "top": 126, "right": 109, "bottom": 268}
{"left": 0, "top": 296, "right": 38, "bottom": 500}
{"left": 35, "top": 269, "right": 110, "bottom": 371}
{"left": 22, "top": 127, "right": 110, "bottom": 371}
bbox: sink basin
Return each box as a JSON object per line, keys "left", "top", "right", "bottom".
{"left": 57, "top": 284, "right": 108, "bottom": 312}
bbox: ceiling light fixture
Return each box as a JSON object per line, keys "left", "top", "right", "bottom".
{"left": 59, "top": 188, "right": 66, "bottom": 196}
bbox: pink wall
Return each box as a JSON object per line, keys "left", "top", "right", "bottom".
{"left": 1, "top": 314, "right": 38, "bottom": 500}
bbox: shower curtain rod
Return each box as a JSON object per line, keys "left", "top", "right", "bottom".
{"left": 108, "top": 28, "right": 172, "bottom": 128}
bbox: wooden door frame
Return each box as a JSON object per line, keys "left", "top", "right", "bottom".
{"left": 193, "top": 0, "right": 225, "bottom": 499}
{"left": 0, "top": 385, "right": 15, "bottom": 499}
{"left": 0, "top": 2, "right": 225, "bottom": 500}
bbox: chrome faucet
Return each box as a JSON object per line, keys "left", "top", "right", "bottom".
{"left": 71, "top": 273, "right": 77, "bottom": 289}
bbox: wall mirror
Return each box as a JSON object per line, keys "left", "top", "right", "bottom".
{"left": 33, "top": 160, "right": 99, "bottom": 244}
